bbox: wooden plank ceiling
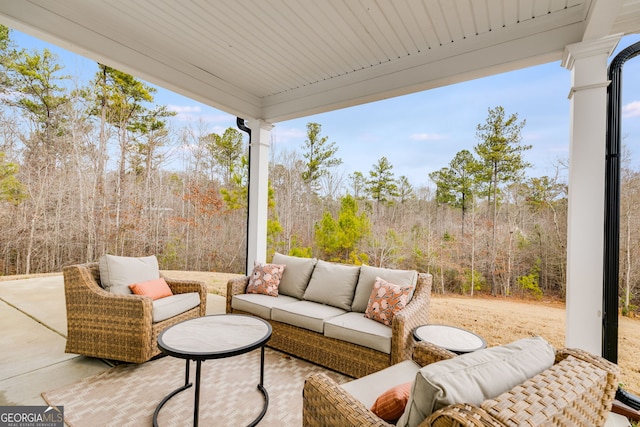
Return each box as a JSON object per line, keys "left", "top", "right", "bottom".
{"left": 0, "top": 0, "right": 639, "bottom": 122}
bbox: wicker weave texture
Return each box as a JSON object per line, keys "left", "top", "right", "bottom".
{"left": 63, "top": 262, "right": 207, "bottom": 364}
{"left": 303, "top": 342, "right": 620, "bottom": 427}
{"left": 227, "top": 272, "right": 433, "bottom": 378}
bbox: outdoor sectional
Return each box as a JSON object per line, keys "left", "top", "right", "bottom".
{"left": 226, "top": 253, "right": 433, "bottom": 378}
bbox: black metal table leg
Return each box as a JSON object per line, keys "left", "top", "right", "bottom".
{"left": 153, "top": 359, "right": 193, "bottom": 427}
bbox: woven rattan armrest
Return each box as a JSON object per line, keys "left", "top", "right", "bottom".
{"left": 226, "top": 275, "right": 250, "bottom": 313}
{"left": 303, "top": 373, "right": 393, "bottom": 427}
{"left": 391, "top": 272, "right": 433, "bottom": 364}
{"left": 426, "top": 403, "right": 505, "bottom": 427}
{"left": 412, "top": 341, "right": 457, "bottom": 367}
{"left": 164, "top": 277, "right": 207, "bottom": 315}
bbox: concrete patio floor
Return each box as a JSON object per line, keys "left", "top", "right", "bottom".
{"left": 0, "top": 274, "right": 226, "bottom": 408}
{"left": 0, "top": 275, "right": 631, "bottom": 426}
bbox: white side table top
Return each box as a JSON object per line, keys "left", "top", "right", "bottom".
{"left": 159, "top": 314, "right": 272, "bottom": 358}
{"left": 414, "top": 324, "right": 486, "bottom": 354}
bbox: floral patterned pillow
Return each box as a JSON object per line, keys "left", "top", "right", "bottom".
{"left": 246, "top": 262, "right": 286, "bottom": 297}
{"left": 364, "top": 276, "right": 414, "bottom": 326}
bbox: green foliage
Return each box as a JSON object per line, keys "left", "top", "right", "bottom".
{"left": 621, "top": 302, "right": 638, "bottom": 317}
{"left": 516, "top": 258, "right": 543, "bottom": 299}
{"left": 288, "top": 246, "right": 313, "bottom": 258}
{"left": 442, "top": 231, "right": 453, "bottom": 241}
{"left": 474, "top": 106, "right": 530, "bottom": 202}
{"left": 460, "top": 268, "right": 485, "bottom": 294}
{"left": 202, "top": 127, "right": 244, "bottom": 185}
{"left": 301, "top": 122, "right": 342, "bottom": 191}
{"left": 315, "top": 194, "right": 370, "bottom": 263}
{"left": 429, "top": 150, "right": 478, "bottom": 212}
{"left": 365, "top": 156, "right": 398, "bottom": 203}
{"left": 0, "top": 153, "right": 26, "bottom": 205}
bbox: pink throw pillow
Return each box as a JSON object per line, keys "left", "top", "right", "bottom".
{"left": 364, "top": 277, "right": 414, "bottom": 326}
{"left": 246, "top": 262, "right": 286, "bottom": 297}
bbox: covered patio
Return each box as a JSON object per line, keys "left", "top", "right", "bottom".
{"left": 1, "top": 0, "right": 640, "bottom": 424}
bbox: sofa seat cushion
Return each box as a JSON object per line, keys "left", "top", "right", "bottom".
{"left": 302, "top": 260, "right": 361, "bottom": 310}
{"left": 152, "top": 292, "right": 201, "bottom": 323}
{"left": 324, "top": 312, "right": 392, "bottom": 353}
{"left": 231, "top": 293, "right": 300, "bottom": 319}
{"left": 272, "top": 253, "right": 317, "bottom": 299}
{"left": 397, "top": 336, "right": 556, "bottom": 427}
{"left": 271, "top": 301, "right": 346, "bottom": 333}
{"left": 352, "top": 265, "right": 417, "bottom": 312}
{"left": 341, "top": 359, "right": 420, "bottom": 410}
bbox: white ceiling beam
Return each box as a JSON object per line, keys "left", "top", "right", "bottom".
{"left": 262, "top": 18, "right": 586, "bottom": 121}
{"left": 582, "top": 0, "right": 625, "bottom": 40}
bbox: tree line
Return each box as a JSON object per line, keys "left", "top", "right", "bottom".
{"left": 0, "top": 27, "right": 638, "bottom": 314}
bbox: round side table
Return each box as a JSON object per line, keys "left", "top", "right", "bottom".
{"left": 413, "top": 324, "right": 486, "bottom": 354}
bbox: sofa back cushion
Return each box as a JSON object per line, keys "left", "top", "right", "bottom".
{"left": 397, "top": 336, "right": 556, "bottom": 427}
{"left": 99, "top": 254, "right": 160, "bottom": 295}
{"left": 352, "top": 265, "right": 418, "bottom": 312}
{"left": 272, "top": 253, "right": 317, "bottom": 299}
{"left": 302, "top": 260, "right": 360, "bottom": 310}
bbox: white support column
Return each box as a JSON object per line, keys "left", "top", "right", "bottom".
{"left": 246, "top": 119, "right": 273, "bottom": 274}
{"left": 561, "top": 34, "right": 621, "bottom": 355}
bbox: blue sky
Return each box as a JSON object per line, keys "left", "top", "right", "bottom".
{"left": 10, "top": 29, "right": 640, "bottom": 189}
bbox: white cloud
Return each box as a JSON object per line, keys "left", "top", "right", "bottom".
{"left": 166, "top": 105, "right": 236, "bottom": 124}
{"left": 168, "top": 105, "right": 202, "bottom": 114}
{"left": 409, "top": 133, "right": 446, "bottom": 141}
{"left": 622, "top": 101, "right": 640, "bottom": 119}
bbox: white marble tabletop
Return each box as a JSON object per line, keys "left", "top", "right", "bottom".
{"left": 414, "top": 324, "right": 486, "bottom": 353}
{"left": 159, "top": 314, "right": 271, "bottom": 357}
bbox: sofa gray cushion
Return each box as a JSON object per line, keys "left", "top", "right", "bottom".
{"left": 272, "top": 253, "right": 317, "bottom": 299}
{"left": 397, "top": 336, "right": 556, "bottom": 427}
{"left": 302, "top": 260, "right": 360, "bottom": 310}
{"left": 99, "top": 254, "right": 160, "bottom": 295}
{"left": 152, "top": 292, "right": 200, "bottom": 322}
{"left": 352, "top": 265, "right": 418, "bottom": 313}
{"left": 341, "top": 360, "right": 420, "bottom": 410}
{"left": 324, "top": 312, "right": 392, "bottom": 353}
{"left": 271, "top": 300, "right": 346, "bottom": 333}
{"left": 231, "top": 293, "right": 300, "bottom": 319}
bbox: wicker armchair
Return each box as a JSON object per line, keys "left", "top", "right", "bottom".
{"left": 303, "top": 341, "right": 620, "bottom": 427}
{"left": 63, "top": 262, "right": 207, "bottom": 363}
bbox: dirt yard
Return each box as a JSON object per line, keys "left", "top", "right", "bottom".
{"left": 163, "top": 270, "right": 640, "bottom": 396}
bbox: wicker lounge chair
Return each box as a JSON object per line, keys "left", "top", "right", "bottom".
{"left": 303, "top": 340, "right": 620, "bottom": 426}
{"left": 63, "top": 262, "right": 207, "bottom": 363}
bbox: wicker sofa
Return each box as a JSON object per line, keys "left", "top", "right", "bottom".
{"left": 226, "top": 253, "right": 433, "bottom": 378}
{"left": 63, "top": 261, "right": 207, "bottom": 363}
{"left": 303, "top": 339, "right": 620, "bottom": 427}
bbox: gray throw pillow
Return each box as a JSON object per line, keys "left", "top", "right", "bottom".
{"left": 397, "top": 336, "right": 555, "bottom": 427}
{"left": 272, "top": 253, "right": 317, "bottom": 299}
{"left": 352, "top": 265, "right": 418, "bottom": 312}
{"left": 302, "top": 260, "right": 360, "bottom": 310}
{"left": 98, "top": 254, "right": 160, "bottom": 295}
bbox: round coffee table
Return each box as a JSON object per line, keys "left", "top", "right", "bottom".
{"left": 413, "top": 324, "right": 486, "bottom": 354}
{"left": 153, "top": 314, "right": 272, "bottom": 427}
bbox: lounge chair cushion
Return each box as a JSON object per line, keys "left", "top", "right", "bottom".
{"left": 397, "top": 336, "right": 556, "bottom": 427}
{"left": 272, "top": 253, "right": 317, "bottom": 299}
{"left": 341, "top": 359, "right": 420, "bottom": 410}
{"left": 302, "top": 260, "right": 360, "bottom": 310}
{"left": 352, "top": 265, "right": 417, "bottom": 312}
{"left": 99, "top": 254, "right": 160, "bottom": 295}
{"left": 271, "top": 300, "right": 346, "bottom": 333}
{"left": 324, "top": 312, "right": 392, "bottom": 353}
{"left": 231, "top": 293, "right": 300, "bottom": 319}
{"left": 152, "top": 292, "right": 201, "bottom": 322}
